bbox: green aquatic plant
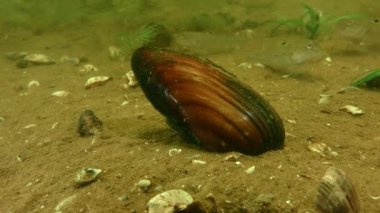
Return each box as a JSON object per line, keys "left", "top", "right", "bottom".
{"left": 350, "top": 69, "right": 380, "bottom": 88}
{"left": 271, "top": 3, "right": 365, "bottom": 39}
{"left": 117, "top": 24, "right": 159, "bottom": 55}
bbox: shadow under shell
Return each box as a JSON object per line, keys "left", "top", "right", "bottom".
{"left": 131, "top": 47, "right": 285, "bottom": 155}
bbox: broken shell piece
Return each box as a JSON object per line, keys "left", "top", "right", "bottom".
{"left": 84, "top": 76, "right": 112, "bottom": 89}
{"left": 308, "top": 142, "right": 338, "bottom": 157}
{"left": 5, "top": 51, "right": 28, "bottom": 60}
{"left": 61, "top": 55, "right": 80, "bottom": 65}
{"left": 315, "top": 167, "right": 359, "bottom": 213}
{"left": 108, "top": 46, "right": 122, "bottom": 60}
{"left": 79, "top": 64, "right": 98, "bottom": 73}
{"left": 318, "top": 94, "right": 331, "bottom": 105}
{"left": 123, "top": 70, "right": 139, "bottom": 88}
{"left": 27, "top": 80, "right": 40, "bottom": 88}
{"left": 74, "top": 167, "right": 102, "bottom": 187}
{"left": 340, "top": 105, "right": 364, "bottom": 115}
{"left": 51, "top": 90, "right": 69, "bottom": 97}
{"left": 147, "top": 190, "right": 193, "bottom": 213}
{"left": 245, "top": 165, "right": 256, "bottom": 174}
{"left": 23, "top": 53, "right": 55, "bottom": 65}
{"left": 224, "top": 153, "right": 241, "bottom": 162}
{"left": 192, "top": 160, "right": 207, "bottom": 165}
{"left": 168, "top": 148, "right": 182, "bottom": 157}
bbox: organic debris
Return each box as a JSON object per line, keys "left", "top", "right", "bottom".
{"left": 77, "top": 110, "right": 103, "bottom": 137}
{"left": 74, "top": 167, "right": 102, "bottom": 187}
{"left": 84, "top": 76, "right": 112, "bottom": 89}
{"left": 350, "top": 69, "right": 380, "bottom": 89}
{"left": 340, "top": 105, "right": 364, "bottom": 115}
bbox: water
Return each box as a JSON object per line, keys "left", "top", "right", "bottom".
{"left": 1, "top": 0, "right": 380, "bottom": 212}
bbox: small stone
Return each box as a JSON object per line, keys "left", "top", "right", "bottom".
{"left": 77, "top": 110, "right": 103, "bottom": 137}
{"left": 137, "top": 179, "right": 151, "bottom": 192}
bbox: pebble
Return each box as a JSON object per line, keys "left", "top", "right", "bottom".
{"left": 137, "top": 179, "right": 151, "bottom": 192}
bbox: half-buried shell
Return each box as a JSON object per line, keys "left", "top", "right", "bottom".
{"left": 131, "top": 47, "right": 285, "bottom": 155}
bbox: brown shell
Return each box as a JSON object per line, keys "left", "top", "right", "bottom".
{"left": 131, "top": 47, "right": 285, "bottom": 155}
{"left": 315, "top": 167, "right": 360, "bottom": 213}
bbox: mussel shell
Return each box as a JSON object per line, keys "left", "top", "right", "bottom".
{"left": 315, "top": 167, "right": 360, "bottom": 213}
{"left": 131, "top": 47, "right": 285, "bottom": 155}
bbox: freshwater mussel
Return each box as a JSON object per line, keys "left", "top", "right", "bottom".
{"left": 131, "top": 47, "right": 285, "bottom": 155}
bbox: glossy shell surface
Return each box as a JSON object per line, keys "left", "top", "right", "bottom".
{"left": 131, "top": 47, "right": 285, "bottom": 155}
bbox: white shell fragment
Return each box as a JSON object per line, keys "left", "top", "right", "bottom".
{"left": 308, "top": 142, "right": 338, "bottom": 157}
{"left": 339, "top": 105, "right": 364, "bottom": 115}
{"left": 79, "top": 64, "right": 98, "bottom": 73}
{"left": 84, "top": 76, "right": 112, "bottom": 89}
{"left": 51, "top": 91, "right": 69, "bottom": 97}
{"left": 315, "top": 167, "right": 359, "bottom": 213}
{"left": 224, "top": 153, "right": 241, "bottom": 162}
{"left": 61, "top": 55, "right": 80, "bottom": 65}
{"left": 237, "top": 62, "right": 252, "bottom": 69}
{"left": 24, "top": 53, "right": 55, "bottom": 64}
{"left": 54, "top": 194, "right": 78, "bottom": 213}
{"left": 147, "top": 190, "right": 193, "bottom": 213}
{"left": 124, "top": 70, "right": 139, "bottom": 88}
{"left": 192, "top": 160, "right": 207, "bottom": 165}
{"left": 318, "top": 94, "right": 331, "bottom": 105}
{"left": 27, "top": 80, "right": 40, "bottom": 88}
{"left": 74, "top": 167, "right": 102, "bottom": 187}
{"left": 5, "top": 51, "right": 28, "bottom": 60}
{"left": 108, "top": 46, "right": 122, "bottom": 59}
{"left": 245, "top": 165, "right": 256, "bottom": 174}
{"left": 168, "top": 148, "right": 182, "bottom": 157}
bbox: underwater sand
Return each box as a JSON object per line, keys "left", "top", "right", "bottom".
{"left": 0, "top": 0, "right": 380, "bottom": 212}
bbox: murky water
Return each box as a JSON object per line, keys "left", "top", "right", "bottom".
{"left": 1, "top": 0, "right": 380, "bottom": 212}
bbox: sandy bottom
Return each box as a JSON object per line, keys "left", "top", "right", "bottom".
{"left": 0, "top": 26, "right": 379, "bottom": 212}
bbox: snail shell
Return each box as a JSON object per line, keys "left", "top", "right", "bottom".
{"left": 131, "top": 47, "right": 285, "bottom": 155}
